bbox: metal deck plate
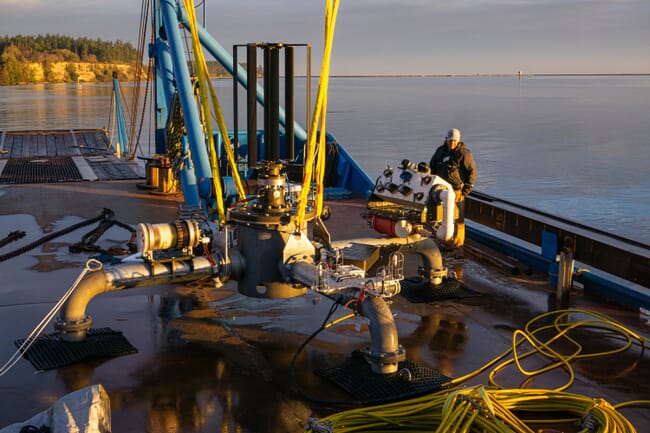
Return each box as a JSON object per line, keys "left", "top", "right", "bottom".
{"left": 15, "top": 328, "right": 138, "bottom": 371}
{"left": 315, "top": 350, "right": 452, "bottom": 403}
{"left": 0, "top": 157, "right": 82, "bottom": 184}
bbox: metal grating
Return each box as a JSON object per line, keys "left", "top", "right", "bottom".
{"left": 316, "top": 350, "right": 452, "bottom": 403}
{"left": 0, "top": 157, "right": 82, "bottom": 184}
{"left": 400, "top": 277, "right": 480, "bottom": 303}
{"left": 15, "top": 327, "right": 138, "bottom": 371}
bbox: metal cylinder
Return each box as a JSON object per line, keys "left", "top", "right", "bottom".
{"left": 136, "top": 219, "right": 201, "bottom": 254}
{"left": 246, "top": 43, "right": 258, "bottom": 167}
{"left": 144, "top": 158, "right": 160, "bottom": 189}
{"left": 284, "top": 45, "right": 295, "bottom": 161}
{"left": 156, "top": 157, "right": 177, "bottom": 194}
{"left": 263, "top": 44, "right": 280, "bottom": 161}
{"left": 370, "top": 215, "right": 413, "bottom": 238}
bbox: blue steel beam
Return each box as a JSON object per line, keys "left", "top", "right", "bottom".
{"left": 160, "top": 0, "right": 213, "bottom": 202}
{"left": 152, "top": 7, "right": 174, "bottom": 156}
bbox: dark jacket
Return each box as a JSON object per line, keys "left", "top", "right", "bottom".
{"left": 429, "top": 141, "right": 476, "bottom": 196}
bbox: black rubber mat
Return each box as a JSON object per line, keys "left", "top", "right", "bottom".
{"left": 0, "top": 157, "right": 82, "bottom": 184}
{"left": 315, "top": 350, "right": 452, "bottom": 403}
{"left": 15, "top": 328, "right": 137, "bottom": 371}
{"left": 400, "top": 276, "right": 480, "bottom": 303}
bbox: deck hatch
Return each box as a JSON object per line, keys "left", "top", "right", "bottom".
{"left": 0, "top": 156, "right": 82, "bottom": 184}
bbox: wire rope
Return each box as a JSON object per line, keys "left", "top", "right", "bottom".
{"left": 0, "top": 259, "right": 103, "bottom": 377}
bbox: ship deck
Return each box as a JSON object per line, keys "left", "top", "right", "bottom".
{"left": 0, "top": 178, "right": 648, "bottom": 433}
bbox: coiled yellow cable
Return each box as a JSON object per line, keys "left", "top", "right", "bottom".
{"left": 304, "top": 309, "right": 649, "bottom": 433}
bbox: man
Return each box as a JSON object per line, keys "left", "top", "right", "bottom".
{"left": 429, "top": 128, "right": 476, "bottom": 249}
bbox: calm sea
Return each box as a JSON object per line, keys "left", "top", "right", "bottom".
{"left": 1, "top": 76, "right": 649, "bottom": 243}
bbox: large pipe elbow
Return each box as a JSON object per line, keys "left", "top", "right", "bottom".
{"left": 401, "top": 237, "right": 446, "bottom": 285}
{"left": 359, "top": 296, "right": 405, "bottom": 374}
{"left": 57, "top": 256, "right": 216, "bottom": 341}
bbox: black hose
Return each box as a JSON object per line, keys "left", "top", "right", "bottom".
{"left": 0, "top": 230, "right": 26, "bottom": 249}
{"left": 0, "top": 208, "right": 114, "bottom": 262}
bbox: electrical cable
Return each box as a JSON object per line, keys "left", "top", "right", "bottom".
{"left": 301, "top": 308, "right": 649, "bottom": 432}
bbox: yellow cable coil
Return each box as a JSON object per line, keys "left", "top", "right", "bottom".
{"left": 305, "top": 309, "right": 650, "bottom": 433}
{"left": 295, "top": 0, "right": 340, "bottom": 230}
{"left": 183, "top": 0, "right": 246, "bottom": 223}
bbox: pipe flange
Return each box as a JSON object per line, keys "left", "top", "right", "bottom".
{"left": 419, "top": 266, "right": 447, "bottom": 280}
{"left": 54, "top": 316, "right": 93, "bottom": 338}
{"left": 362, "top": 345, "right": 406, "bottom": 374}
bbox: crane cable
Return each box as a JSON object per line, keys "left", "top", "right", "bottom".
{"left": 304, "top": 308, "right": 650, "bottom": 433}
{"left": 295, "top": 0, "right": 340, "bottom": 231}
{"left": 182, "top": 0, "right": 246, "bottom": 223}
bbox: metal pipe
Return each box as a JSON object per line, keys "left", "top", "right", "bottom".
{"left": 287, "top": 259, "right": 404, "bottom": 374}
{"left": 57, "top": 256, "right": 216, "bottom": 341}
{"left": 246, "top": 43, "right": 258, "bottom": 167}
{"left": 401, "top": 237, "right": 446, "bottom": 285}
{"left": 359, "top": 296, "right": 404, "bottom": 374}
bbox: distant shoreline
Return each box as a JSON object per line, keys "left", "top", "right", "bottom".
{"left": 328, "top": 73, "right": 650, "bottom": 78}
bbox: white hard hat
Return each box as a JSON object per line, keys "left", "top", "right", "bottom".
{"left": 447, "top": 128, "right": 461, "bottom": 142}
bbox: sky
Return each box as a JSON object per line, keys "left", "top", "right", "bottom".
{"left": 1, "top": 0, "right": 649, "bottom": 75}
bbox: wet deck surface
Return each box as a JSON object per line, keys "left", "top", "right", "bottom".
{"left": 0, "top": 180, "right": 648, "bottom": 432}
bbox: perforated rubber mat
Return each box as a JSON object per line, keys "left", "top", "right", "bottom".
{"left": 315, "top": 350, "right": 452, "bottom": 403}
{"left": 15, "top": 328, "right": 138, "bottom": 371}
{"left": 400, "top": 276, "right": 480, "bottom": 303}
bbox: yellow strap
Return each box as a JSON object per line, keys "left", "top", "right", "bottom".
{"left": 183, "top": 0, "right": 246, "bottom": 222}
{"left": 295, "top": 0, "right": 340, "bottom": 230}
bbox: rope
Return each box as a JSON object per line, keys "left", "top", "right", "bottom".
{"left": 295, "top": 0, "right": 340, "bottom": 231}
{"left": 126, "top": 0, "right": 153, "bottom": 160}
{"left": 0, "top": 259, "right": 103, "bottom": 377}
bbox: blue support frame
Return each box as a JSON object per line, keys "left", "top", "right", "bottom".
{"left": 159, "top": 0, "right": 214, "bottom": 209}
{"left": 111, "top": 75, "right": 130, "bottom": 157}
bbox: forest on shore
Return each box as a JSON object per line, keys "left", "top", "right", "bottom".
{"left": 1, "top": 34, "right": 236, "bottom": 85}
{"left": 0, "top": 34, "right": 138, "bottom": 85}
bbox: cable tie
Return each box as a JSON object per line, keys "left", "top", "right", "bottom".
{"left": 580, "top": 413, "right": 599, "bottom": 433}
{"left": 304, "top": 417, "right": 333, "bottom": 433}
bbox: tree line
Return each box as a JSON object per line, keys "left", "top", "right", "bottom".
{"left": 1, "top": 34, "right": 266, "bottom": 85}
{"left": 0, "top": 34, "right": 138, "bottom": 85}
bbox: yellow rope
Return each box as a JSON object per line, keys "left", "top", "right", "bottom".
{"left": 295, "top": 0, "right": 340, "bottom": 230}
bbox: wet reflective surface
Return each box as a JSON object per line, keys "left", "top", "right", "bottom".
{"left": 1, "top": 181, "right": 648, "bottom": 432}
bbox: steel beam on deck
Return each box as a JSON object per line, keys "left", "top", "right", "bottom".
{"left": 465, "top": 191, "right": 650, "bottom": 289}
